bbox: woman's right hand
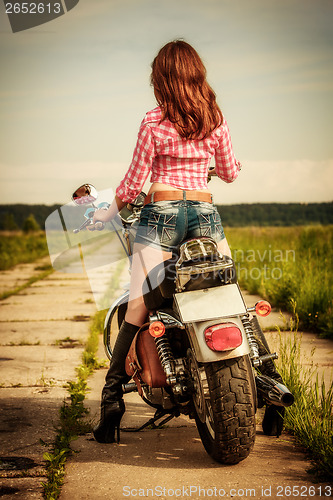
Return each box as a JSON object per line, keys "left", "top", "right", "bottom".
{"left": 92, "top": 208, "right": 111, "bottom": 224}
{"left": 207, "top": 167, "right": 217, "bottom": 182}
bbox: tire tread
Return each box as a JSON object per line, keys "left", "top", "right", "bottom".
{"left": 196, "top": 355, "right": 256, "bottom": 464}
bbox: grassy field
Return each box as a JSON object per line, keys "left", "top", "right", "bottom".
{"left": 0, "top": 231, "right": 49, "bottom": 270}
{"left": 227, "top": 225, "right": 333, "bottom": 339}
{"left": 1, "top": 226, "right": 332, "bottom": 338}
{"left": 277, "top": 312, "right": 333, "bottom": 481}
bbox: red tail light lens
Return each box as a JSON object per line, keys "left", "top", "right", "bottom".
{"left": 148, "top": 321, "right": 165, "bottom": 338}
{"left": 204, "top": 323, "right": 242, "bottom": 352}
{"left": 255, "top": 300, "right": 271, "bottom": 317}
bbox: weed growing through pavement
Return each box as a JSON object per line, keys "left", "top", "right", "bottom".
{"left": 2, "top": 340, "right": 41, "bottom": 346}
{"left": 41, "top": 254, "right": 125, "bottom": 498}
{"left": 37, "top": 371, "right": 56, "bottom": 388}
{"left": 41, "top": 309, "right": 107, "bottom": 499}
{"left": 54, "top": 337, "right": 84, "bottom": 348}
{"left": 0, "top": 268, "right": 54, "bottom": 301}
{"left": 277, "top": 301, "right": 333, "bottom": 481}
{"left": 35, "top": 264, "right": 53, "bottom": 272}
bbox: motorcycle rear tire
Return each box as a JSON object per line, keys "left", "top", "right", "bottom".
{"left": 194, "top": 355, "right": 256, "bottom": 464}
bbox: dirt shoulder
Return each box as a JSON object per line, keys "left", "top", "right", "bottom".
{"left": 0, "top": 258, "right": 96, "bottom": 498}
{"left": 0, "top": 260, "right": 332, "bottom": 500}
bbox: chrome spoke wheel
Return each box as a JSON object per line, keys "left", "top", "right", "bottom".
{"left": 188, "top": 349, "right": 215, "bottom": 437}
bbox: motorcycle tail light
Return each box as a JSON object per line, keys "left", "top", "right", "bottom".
{"left": 148, "top": 321, "right": 165, "bottom": 338}
{"left": 204, "top": 323, "right": 242, "bottom": 352}
{"left": 255, "top": 300, "right": 271, "bottom": 317}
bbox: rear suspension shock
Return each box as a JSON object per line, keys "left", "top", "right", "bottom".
{"left": 241, "top": 315, "right": 260, "bottom": 366}
{"left": 154, "top": 336, "right": 176, "bottom": 385}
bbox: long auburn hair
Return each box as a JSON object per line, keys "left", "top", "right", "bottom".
{"left": 151, "top": 40, "right": 223, "bottom": 140}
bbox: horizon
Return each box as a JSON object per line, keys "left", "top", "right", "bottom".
{"left": 1, "top": 0, "right": 332, "bottom": 205}
{"left": 1, "top": 200, "right": 332, "bottom": 208}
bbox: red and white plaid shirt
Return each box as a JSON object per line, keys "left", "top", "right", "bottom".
{"left": 116, "top": 106, "right": 242, "bottom": 203}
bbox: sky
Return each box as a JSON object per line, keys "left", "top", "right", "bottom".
{"left": 0, "top": 0, "right": 332, "bottom": 205}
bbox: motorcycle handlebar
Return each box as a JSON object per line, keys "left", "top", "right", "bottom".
{"left": 73, "top": 219, "right": 105, "bottom": 233}
{"left": 94, "top": 221, "right": 105, "bottom": 231}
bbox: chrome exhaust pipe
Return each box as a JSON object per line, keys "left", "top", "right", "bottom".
{"left": 256, "top": 375, "right": 294, "bottom": 407}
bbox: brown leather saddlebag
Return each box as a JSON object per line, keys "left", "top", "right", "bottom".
{"left": 125, "top": 327, "right": 167, "bottom": 395}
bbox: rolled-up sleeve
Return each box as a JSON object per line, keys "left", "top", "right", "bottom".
{"left": 215, "top": 119, "right": 242, "bottom": 183}
{"left": 116, "top": 122, "right": 155, "bottom": 203}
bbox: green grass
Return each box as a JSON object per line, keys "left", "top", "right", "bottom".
{"left": 227, "top": 225, "right": 333, "bottom": 338}
{"left": 40, "top": 253, "right": 126, "bottom": 499}
{"left": 276, "top": 307, "right": 333, "bottom": 481}
{"left": 0, "top": 231, "right": 49, "bottom": 270}
{"left": 41, "top": 309, "right": 107, "bottom": 500}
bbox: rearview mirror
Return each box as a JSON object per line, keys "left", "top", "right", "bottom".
{"left": 72, "top": 184, "right": 98, "bottom": 206}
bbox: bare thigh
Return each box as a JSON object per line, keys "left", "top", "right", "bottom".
{"left": 217, "top": 237, "right": 232, "bottom": 258}
{"left": 125, "top": 242, "right": 172, "bottom": 326}
{"left": 125, "top": 238, "right": 231, "bottom": 326}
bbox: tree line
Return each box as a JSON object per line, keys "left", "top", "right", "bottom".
{"left": 217, "top": 202, "right": 332, "bottom": 227}
{"left": 0, "top": 204, "right": 60, "bottom": 232}
{"left": 0, "top": 202, "right": 332, "bottom": 231}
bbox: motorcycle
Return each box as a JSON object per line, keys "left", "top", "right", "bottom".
{"left": 70, "top": 182, "right": 294, "bottom": 465}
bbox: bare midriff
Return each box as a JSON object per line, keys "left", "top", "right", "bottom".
{"left": 148, "top": 182, "right": 210, "bottom": 195}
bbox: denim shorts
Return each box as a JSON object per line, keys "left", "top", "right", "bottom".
{"left": 135, "top": 199, "right": 225, "bottom": 252}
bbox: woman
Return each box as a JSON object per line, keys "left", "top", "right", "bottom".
{"left": 92, "top": 40, "right": 242, "bottom": 443}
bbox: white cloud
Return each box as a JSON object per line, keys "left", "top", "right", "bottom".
{"left": 209, "top": 159, "right": 333, "bottom": 204}
{"left": 1, "top": 159, "right": 332, "bottom": 205}
{"left": 0, "top": 161, "right": 128, "bottom": 204}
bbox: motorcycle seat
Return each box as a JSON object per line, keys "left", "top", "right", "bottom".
{"left": 143, "top": 254, "right": 177, "bottom": 311}
{"left": 142, "top": 239, "right": 237, "bottom": 311}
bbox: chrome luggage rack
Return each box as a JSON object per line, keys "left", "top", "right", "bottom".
{"left": 175, "top": 237, "right": 235, "bottom": 292}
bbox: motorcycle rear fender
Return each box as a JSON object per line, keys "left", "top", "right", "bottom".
{"left": 186, "top": 317, "right": 250, "bottom": 363}
{"left": 174, "top": 283, "right": 250, "bottom": 363}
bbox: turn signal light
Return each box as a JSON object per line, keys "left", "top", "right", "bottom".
{"left": 204, "top": 323, "right": 242, "bottom": 352}
{"left": 148, "top": 321, "right": 165, "bottom": 338}
{"left": 255, "top": 300, "right": 271, "bottom": 317}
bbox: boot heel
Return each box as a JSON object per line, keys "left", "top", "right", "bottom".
{"left": 93, "top": 400, "right": 125, "bottom": 444}
{"left": 103, "top": 412, "right": 122, "bottom": 444}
